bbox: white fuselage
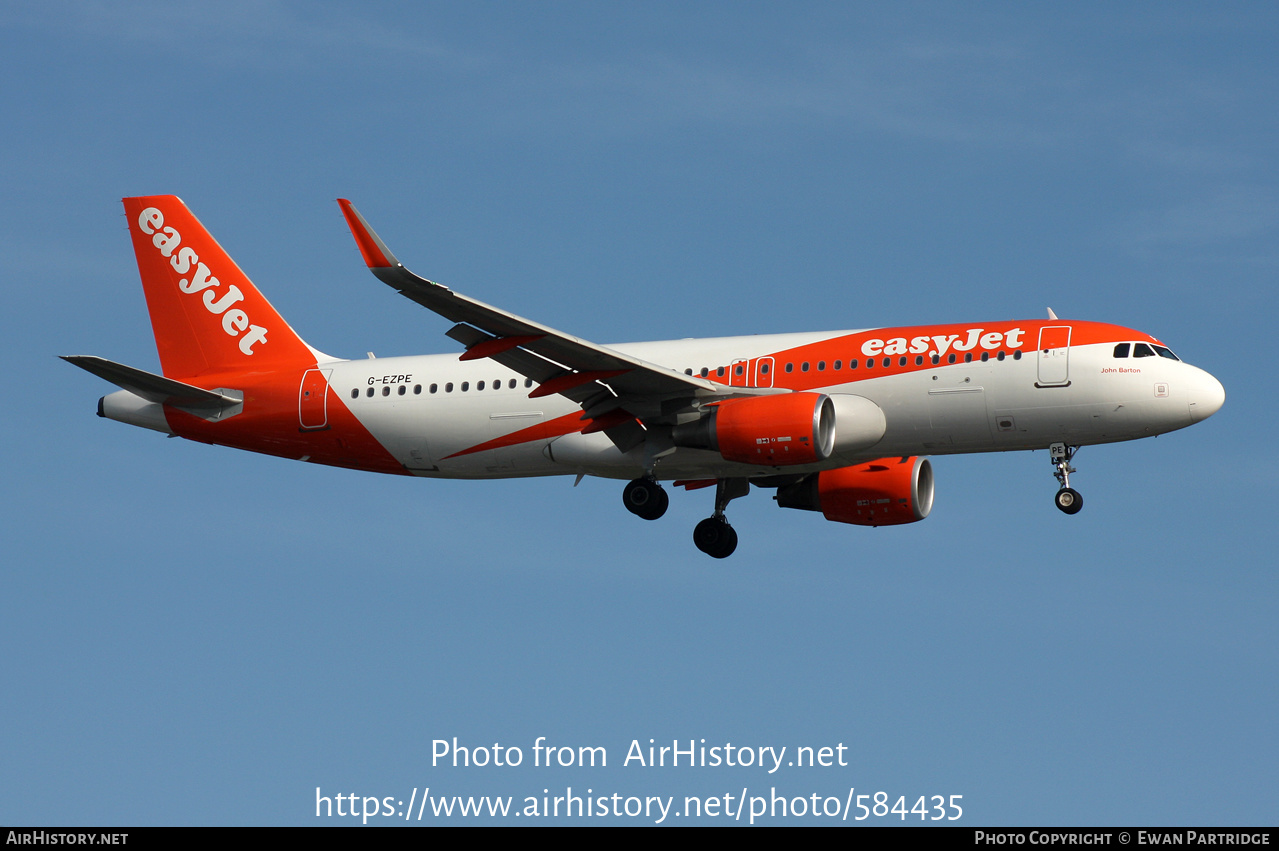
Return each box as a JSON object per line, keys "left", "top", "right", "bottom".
{"left": 325, "top": 330, "right": 1220, "bottom": 481}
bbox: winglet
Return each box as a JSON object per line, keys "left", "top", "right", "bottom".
{"left": 337, "top": 199, "right": 400, "bottom": 269}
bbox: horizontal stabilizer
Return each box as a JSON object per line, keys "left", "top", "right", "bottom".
{"left": 61, "top": 356, "right": 240, "bottom": 411}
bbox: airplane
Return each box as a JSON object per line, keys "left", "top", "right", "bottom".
{"left": 65, "top": 196, "right": 1226, "bottom": 558}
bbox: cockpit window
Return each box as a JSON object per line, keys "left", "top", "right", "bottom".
{"left": 1113, "top": 343, "right": 1130, "bottom": 358}
{"left": 1152, "top": 345, "right": 1180, "bottom": 361}
{"left": 1133, "top": 343, "right": 1156, "bottom": 358}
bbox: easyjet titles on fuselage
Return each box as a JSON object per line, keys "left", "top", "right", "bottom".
{"left": 860, "top": 327, "right": 1026, "bottom": 359}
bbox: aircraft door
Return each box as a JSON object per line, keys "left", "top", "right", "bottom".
{"left": 1036, "top": 326, "right": 1071, "bottom": 387}
{"left": 729, "top": 358, "right": 750, "bottom": 387}
{"left": 298, "top": 369, "right": 332, "bottom": 430}
{"left": 754, "top": 357, "right": 775, "bottom": 388}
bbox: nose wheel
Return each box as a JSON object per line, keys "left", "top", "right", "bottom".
{"left": 1049, "top": 443, "right": 1083, "bottom": 515}
{"left": 622, "top": 476, "right": 668, "bottom": 520}
{"left": 1054, "top": 487, "right": 1083, "bottom": 515}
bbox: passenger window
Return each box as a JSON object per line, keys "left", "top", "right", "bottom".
{"left": 882, "top": 358, "right": 891, "bottom": 368}
{"left": 849, "top": 359, "right": 857, "bottom": 369}
{"left": 981, "top": 352, "right": 989, "bottom": 362}
{"left": 817, "top": 361, "right": 826, "bottom": 371}
{"left": 1113, "top": 343, "right": 1130, "bottom": 358}
{"left": 760, "top": 363, "right": 770, "bottom": 374}
{"left": 1013, "top": 350, "right": 1022, "bottom": 360}
{"left": 931, "top": 355, "right": 940, "bottom": 365}
{"left": 997, "top": 352, "right": 1005, "bottom": 361}
{"left": 398, "top": 385, "right": 406, "bottom": 395}
{"left": 964, "top": 353, "right": 972, "bottom": 363}
{"left": 366, "top": 387, "right": 374, "bottom": 397}
{"left": 414, "top": 385, "right": 422, "bottom": 395}
{"left": 899, "top": 356, "right": 907, "bottom": 366}
{"left": 947, "top": 354, "right": 956, "bottom": 364}
{"left": 382, "top": 386, "right": 390, "bottom": 396}
{"left": 509, "top": 379, "right": 517, "bottom": 389}
{"left": 834, "top": 360, "right": 842, "bottom": 370}
{"left": 461, "top": 382, "right": 469, "bottom": 391}
{"left": 700, "top": 368, "right": 709, "bottom": 377}
{"left": 915, "top": 356, "right": 923, "bottom": 365}
{"left": 734, "top": 365, "right": 744, "bottom": 376}
{"left": 446, "top": 382, "right": 454, "bottom": 392}
{"left": 785, "top": 363, "right": 794, "bottom": 373}
{"left": 717, "top": 367, "right": 726, "bottom": 377}
{"left": 430, "top": 384, "right": 438, "bottom": 394}
{"left": 866, "top": 359, "right": 875, "bottom": 369}
{"left": 350, "top": 388, "right": 359, "bottom": 399}
{"left": 801, "top": 362, "right": 810, "bottom": 372}
{"left": 478, "top": 381, "right": 485, "bottom": 391}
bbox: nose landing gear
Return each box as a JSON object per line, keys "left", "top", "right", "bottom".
{"left": 1050, "top": 443, "right": 1083, "bottom": 515}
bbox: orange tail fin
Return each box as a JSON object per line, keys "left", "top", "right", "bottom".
{"left": 123, "top": 196, "right": 319, "bottom": 380}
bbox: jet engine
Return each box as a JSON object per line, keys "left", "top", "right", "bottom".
{"left": 775, "top": 456, "right": 934, "bottom": 526}
{"left": 672, "top": 392, "right": 886, "bottom": 468}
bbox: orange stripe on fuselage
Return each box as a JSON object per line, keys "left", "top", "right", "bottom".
{"left": 443, "top": 411, "right": 586, "bottom": 460}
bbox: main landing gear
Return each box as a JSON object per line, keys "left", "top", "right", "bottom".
{"left": 693, "top": 478, "right": 749, "bottom": 559}
{"left": 1050, "top": 442, "right": 1083, "bottom": 515}
{"left": 620, "top": 476, "right": 747, "bottom": 558}
{"left": 622, "top": 476, "right": 668, "bottom": 521}
{"left": 693, "top": 517, "right": 737, "bottom": 559}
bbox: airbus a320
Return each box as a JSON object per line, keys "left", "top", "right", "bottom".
{"left": 65, "top": 196, "right": 1226, "bottom": 558}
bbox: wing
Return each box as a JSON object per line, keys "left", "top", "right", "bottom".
{"left": 337, "top": 199, "right": 781, "bottom": 450}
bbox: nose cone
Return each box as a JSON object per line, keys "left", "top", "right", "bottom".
{"left": 1188, "top": 369, "right": 1225, "bottom": 423}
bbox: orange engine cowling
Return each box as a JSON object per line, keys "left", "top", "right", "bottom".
{"left": 672, "top": 392, "right": 835, "bottom": 467}
{"left": 775, "top": 456, "right": 934, "bottom": 526}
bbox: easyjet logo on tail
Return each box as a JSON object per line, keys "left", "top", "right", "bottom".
{"left": 137, "top": 207, "right": 269, "bottom": 355}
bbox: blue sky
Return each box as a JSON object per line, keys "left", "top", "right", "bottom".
{"left": 3, "top": 2, "right": 1275, "bottom": 825}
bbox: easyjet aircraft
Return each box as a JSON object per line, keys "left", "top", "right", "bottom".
{"left": 66, "top": 196, "right": 1226, "bottom": 558}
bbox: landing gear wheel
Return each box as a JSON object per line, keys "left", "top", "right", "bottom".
{"left": 1048, "top": 443, "right": 1083, "bottom": 516}
{"left": 622, "top": 477, "right": 668, "bottom": 520}
{"left": 1054, "top": 487, "right": 1083, "bottom": 515}
{"left": 693, "top": 517, "right": 738, "bottom": 559}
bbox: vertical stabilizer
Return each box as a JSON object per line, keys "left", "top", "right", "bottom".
{"left": 123, "top": 196, "right": 318, "bottom": 379}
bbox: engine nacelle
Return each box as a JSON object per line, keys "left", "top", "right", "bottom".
{"left": 775, "top": 456, "right": 934, "bottom": 526}
{"left": 826, "top": 394, "right": 888, "bottom": 455}
{"left": 672, "top": 392, "right": 887, "bottom": 468}
{"left": 673, "top": 392, "right": 834, "bottom": 466}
